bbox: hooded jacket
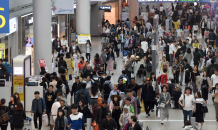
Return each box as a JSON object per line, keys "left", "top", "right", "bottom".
{"left": 93, "top": 98, "right": 103, "bottom": 119}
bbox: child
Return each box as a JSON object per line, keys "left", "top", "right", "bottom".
{"left": 155, "top": 93, "right": 160, "bottom": 117}
{"left": 109, "top": 95, "right": 121, "bottom": 113}
{"left": 123, "top": 98, "right": 135, "bottom": 115}
{"left": 112, "top": 102, "right": 122, "bottom": 130}
{"left": 68, "top": 104, "right": 85, "bottom": 130}
{"left": 120, "top": 92, "right": 125, "bottom": 108}
{"left": 54, "top": 109, "right": 68, "bottom": 130}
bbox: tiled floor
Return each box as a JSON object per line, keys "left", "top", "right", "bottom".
{"left": 7, "top": 35, "right": 218, "bottom": 130}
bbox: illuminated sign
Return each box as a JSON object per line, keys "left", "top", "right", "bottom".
{"left": 99, "top": 6, "right": 111, "bottom": 10}
{"left": 0, "top": 0, "right": 9, "bottom": 33}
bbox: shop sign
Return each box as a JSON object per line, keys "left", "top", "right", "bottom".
{"left": 6, "top": 17, "right": 17, "bottom": 35}
{"left": 38, "top": 59, "right": 48, "bottom": 72}
{"left": 0, "top": 79, "right": 5, "bottom": 87}
{"left": 13, "top": 75, "right": 24, "bottom": 101}
{"left": 0, "top": 43, "right": 5, "bottom": 59}
{"left": 77, "top": 34, "right": 92, "bottom": 44}
{"left": 0, "top": 0, "right": 9, "bottom": 33}
{"left": 52, "top": 0, "right": 75, "bottom": 14}
{"left": 99, "top": 6, "right": 111, "bottom": 10}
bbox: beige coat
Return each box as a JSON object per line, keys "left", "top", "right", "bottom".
{"left": 65, "top": 58, "right": 74, "bottom": 74}
{"left": 119, "top": 113, "right": 133, "bottom": 129}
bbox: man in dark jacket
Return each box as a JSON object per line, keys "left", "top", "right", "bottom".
{"left": 71, "top": 76, "right": 82, "bottom": 103}
{"left": 135, "top": 45, "right": 144, "bottom": 59}
{"left": 75, "top": 83, "right": 91, "bottom": 108}
{"left": 209, "top": 30, "right": 216, "bottom": 45}
{"left": 31, "top": 91, "right": 46, "bottom": 130}
{"left": 96, "top": 101, "right": 110, "bottom": 130}
{"left": 0, "top": 59, "right": 7, "bottom": 79}
{"left": 134, "top": 35, "right": 141, "bottom": 53}
{"left": 141, "top": 78, "right": 154, "bottom": 118}
{"left": 101, "top": 113, "right": 117, "bottom": 130}
{"left": 69, "top": 41, "right": 81, "bottom": 54}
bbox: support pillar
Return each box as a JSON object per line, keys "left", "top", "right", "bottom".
{"left": 33, "top": 0, "right": 52, "bottom": 74}
{"left": 76, "top": 0, "right": 90, "bottom": 34}
{"left": 129, "top": 0, "right": 139, "bottom": 24}
{"left": 76, "top": 0, "right": 90, "bottom": 53}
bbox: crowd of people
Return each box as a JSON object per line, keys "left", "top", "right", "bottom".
{"left": 1, "top": 2, "right": 218, "bottom": 130}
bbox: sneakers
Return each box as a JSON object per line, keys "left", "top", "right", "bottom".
{"left": 146, "top": 114, "right": 150, "bottom": 118}
{"left": 161, "top": 121, "right": 164, "bottom": 125}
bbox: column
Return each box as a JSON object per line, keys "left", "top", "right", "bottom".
{"left": 33, "top": 0, "right": 52, "bottom": 74}
{"left": 129, "top": 0, "right": 139, "bottom": 23}
{"left": 76, "top": 0, "right": 90, "bottom": 53}
{"left": 76, "top": 0, "right": 90, "bottom": 34}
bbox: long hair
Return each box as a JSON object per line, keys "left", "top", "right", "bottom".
{"left": 91, "top": 84, "right": 99, "bottom": 97}
{"left": 150, "top": 72, "right": 156, "bottom": 80}
{"left": 14, "top": 92, "right": 20, "bottom": 102}
{"left": 56, "top": 79, "right": 63, "bottom": 89}
{"left": 136, "top": 64, "right": 145, "bottom": 78}
{"left": 10, "top": 95, "right": 18, "bottom": 105}
{"left": 95, "top": 53, "right": 100, "bottom": 62}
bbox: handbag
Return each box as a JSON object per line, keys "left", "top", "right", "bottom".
{"left": 160, "top": 103, "right": 165, "bottom": 108}
{"left": 71, "top": 61, "right": 74, "bottom": 68}
{"left": 129, "top": 43, "right": 133, "bottom": 48}
{"left": 1, "top": 107, "right": 10, "bottom": 122}
{"left": 201, "top": 106, "right": 208, "bottom": 113}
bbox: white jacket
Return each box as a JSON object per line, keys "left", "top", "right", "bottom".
{"left": 141, "top": 41, "right": 148, "bottom": 53}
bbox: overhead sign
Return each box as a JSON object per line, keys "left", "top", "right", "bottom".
{"left": 0, "top": 0, "right": 9, "bottom": 33}
{"left": 91, "top": 0, "right": 106, "bottom": 1}
{"left": 0, "top": 43, "right": 5, "bottom": 59}
{"left": 6, "top": 17, "right": 17, "bottom": 35}
{"left": 38, "top": 59, "right": 48, "bottom": 72}
{"left": 99, "top": 6, "right": 111, "bottom": 10}
{"left": 138, "top": 0, "right": 200, "bottom": 2}
{"left": 0, "top": 79, "right": 5, "bottom": 87}
{"left": 77, "top": 34, "right": 92, "bottom": 44}
{"left": 13, "top": 75, "right": 24, "bottom": 101}
{"left": 52, "top": 0, "right": 74, "bottom": 14}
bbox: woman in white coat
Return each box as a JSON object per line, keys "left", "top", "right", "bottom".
{"left": 141, "top": 38, "right": 148, "bottom": 56}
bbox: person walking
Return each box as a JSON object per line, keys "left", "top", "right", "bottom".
{"left": 172, "top": 58, "right": 181, "bottom": 84}
{"left": 179, "top": 87, "right": 195, "bottom": 125}
{"left": 58, "top": 56, "right": 67, "bottom": 76}
{"left": 127, "top": 115, "right": 142, "bottom": 130}
{"left": 141, "top": 78, "right": 155, "bottom": 118}
{"left": 51, "top": 97, "right": 62, "bottom": 128}
{"left": 191, "top": 66, "right": 200, "bottom": 94}
{"left": 13, "top": 103, "right": 26, "bottom": 130}
{"left": 93, "top": 53, "right": 102, "bottom": 72}
{"left": 159, "top": 85, "right": 171, "bottom": 125}
{"left": 75, "top": 83, "right": 91, "bottom": 108}
{"left": 31, "top": 91, "right": 46, "bottom": 130}
{"left": 96, "top": 101, "right": 110, "bottom": 130}
{"left": 54, "top": 109, "right": 68, "bottom": 130}
{"left": 124, "top": 53, "right": 132, "bottom": 82}
{"left": 193, "top": 92, "right": 206, "bottom": 130}
{"left": 65, "top": 52, "right": 74, "bottom": 80}
{"left": 0, "top": 98, "right": 9, "bottom": 130}
{"left": 119, "top": 106, "right": 133, "bottom": 130}
{"left": 85, "top": 40, "right": 92, "bottom": 61}
{"left": 200, "top": 71, "right": 210, "bottom": 102}
{"left": 8, "top": 95, "right": 17, "bottom": 130}
{"left": 212, "top": 83, "right": 218, "bottom": 121}
{"left": 106, "top": 47, "right": 115, "bottom": 75}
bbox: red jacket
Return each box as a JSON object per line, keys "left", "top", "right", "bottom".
{"left": 93, "top": 59, "right": 102, "bottom": 71}
{"left": 160, "top": 74, "right": 168, "bottom": 85}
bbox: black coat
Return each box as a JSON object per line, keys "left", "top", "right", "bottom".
{"left": 69, "top": 45, "right": 81, "bottom": 54}
{"left": 209, "top": 32, "right": 216, "bottom": 41}
{"left": 71, "top": 82, "right": 82, "bottom": 96}
{"left": 127, "top": 122, "right": 142, "bottom": 130}
{"left": 141, "top": 84, "right": 154, "bottom": 102}
{"left": 0, "top": 106, "right": 9, "bottom": 124}
{"left": 193, "top": 52, "right": 201, "bottom": 62}
{"left": 101, "top": 118, "right": 117, "bottom": 130}
{"left": 13, "top": 110, "right": 26, "bottom": 128}
{"left": 106, "top": 52, "right": 115, "bottom": 61}
{"left": 78, "top": 105, "right": 93, "bottom": 121}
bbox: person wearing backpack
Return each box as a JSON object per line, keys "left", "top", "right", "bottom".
{"left": 103, "top": 76, "right": 113, "bottom": 101}
{"left": 93, "top": 53, "right": 102, "bottom": 71}
{"left": 145, "top": 59, "right": 152, "bottom": 78}
{"left": 58, "top": 56, "right": 67, "bottom": 76}
{"left": 75, "top": 83, "right": 91, "bottom": 108}
{"left": 0, "top": 59, "right": 7, "bottom": 79}
{"left": 108, "top": 84, "right": 121, "bottom": 104}
{"left": 2, "top": 59, "right": 11, "bottom": 81}
{"left": 31, "top": 91, "right": 46, "bottom": 130}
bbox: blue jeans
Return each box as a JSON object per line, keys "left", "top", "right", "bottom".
{"left": 53, "top": 61, "right": 58, "bottom": 72}
{"left": 183, "top": 110, "right": 193, "bottom": 124}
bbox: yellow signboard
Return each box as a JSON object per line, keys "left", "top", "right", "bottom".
{"left": 77, "top": 34, "right": 91, "bottom": 44}
{"left": 0, "top": 43, "right": 5, "bottom": 59}
{"left": 13, "top": 75, "right": 25, "bottom": 101}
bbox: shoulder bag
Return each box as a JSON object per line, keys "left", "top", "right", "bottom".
{"left": 159, "top": 93, "right": 166, "bottom": 108}
{"left": 179, "top": 94, "right": 185, "bottom": 110}
{"left": 1, "top": 107, "right": 10, "bottom": 122}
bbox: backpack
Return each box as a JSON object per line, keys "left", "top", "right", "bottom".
{"left": 103, "top": 82, "right": 111, "bottom": 95}
{"left": 92, "top": 77, "right": 102, "bottom": 91}
{"left": 79, "top": 89, "right": 87, "bottom": 102}
{"left": 209, "top": 65, "right": 216, "bottom": 77}
{"left": 146, "top": 63, "right": 152, "bottom": 72}
{"left": 56, "top": 88, "right": 63, "bottom": 97}
{"left": 3, "top": 63, "right": 11, "bottom": 74}
{"left": 157, "top": 75, "right": 162, "bottom": 85}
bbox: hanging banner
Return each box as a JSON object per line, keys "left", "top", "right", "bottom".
{"left": 52, "top": 0, "right": 74, "bottom": 14}
{"left": 122, "top": 12, "right": 129, "bottom": 21}
{"left": 13, "top": 75, "right": 24, "bottom": 101}
{"left": 38, "top": 59, "right": 48, "bottom": 72}
{"left": 0, "top": 0, "right": 9, "bottom": 33}
{"left": 77, "top": 34, "right": 92, "bottom": 44}
{"left": 0, "top": 43, "right": 5, "bottom": 59}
